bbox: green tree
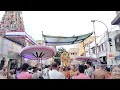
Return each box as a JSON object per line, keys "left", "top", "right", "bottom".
{"left": 54, "top": 47, "right": 66, "bottom": 65}
{"left": 58, "top": 47, "right": 66, "bottom": 54}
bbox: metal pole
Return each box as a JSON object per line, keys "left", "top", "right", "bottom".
{"left": 40, "top": 58, "right": 43, "bottom": 75}
{"left": 91, "top": 20, "right": 110, "bottom": 65}
{"left": 93, "top": 20, "right": 109, "bottom": 39}
{"left": 97, "top": 21, "right": 110, "bottom": 52}
{"left": 91, "top": 21, "right": 98, "bottom": 59}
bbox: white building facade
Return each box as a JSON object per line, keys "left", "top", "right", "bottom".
{"left": 89, "top": 30, "right": 120, "bottom": 66}
{"left": 85, "top": 11, "right": 120, "bottom": 66}
{"left": 68, "top": 48, "right": 79, "bottom": 60}
{"left": 111, "top": 11, "right": 120, "bottom": 65}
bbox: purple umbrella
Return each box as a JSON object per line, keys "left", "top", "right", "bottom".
{"left": 20, "top": 45, "right": 56, "bottom": 73}
{"left": 20, "top": 45, "right": 56, "bottom": 60}
{"left": 76, "top": 56, "right": 97, "bottom": 62}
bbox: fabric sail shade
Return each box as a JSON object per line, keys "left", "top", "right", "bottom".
{"left": 43, "top": 32, "right": 93, "bottom": 46}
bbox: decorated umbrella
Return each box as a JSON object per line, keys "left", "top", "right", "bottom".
{"left": 20, "top": 45, "right": 56, "bottom": 73}
{"left": 76, "top": 56, "right": 97, "bottom": 62}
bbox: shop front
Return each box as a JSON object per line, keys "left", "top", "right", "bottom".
{"left": 7, "top": 51, "right": 21, "bottom": 69}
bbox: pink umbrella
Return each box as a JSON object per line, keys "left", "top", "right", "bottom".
{"left": 76, "top": 56, "right": 97, "bottom": 62}
{"left": 20, "top": 45, "right": 56, "bottom": 73}
{"left": 20, "top": 45, "right": 56, "bottom": 60}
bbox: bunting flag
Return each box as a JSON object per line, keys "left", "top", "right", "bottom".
{"left": 43, "top": 32, "right": 93, "bottom": 46}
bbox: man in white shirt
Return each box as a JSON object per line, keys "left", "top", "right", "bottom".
{"left": 86, "top": 62, "right": 94, "bottom": 77}
{"left": 0, "top": 66, "right": 7, "bottom": 79}
{"left": 42, "top": 65, "right": 49, "bottom": 79}
{"left": 32, "top": 67, "right": 40, "bottom": 79}
{"left": 49, "top": 62, "right": 65, "bottom": 79}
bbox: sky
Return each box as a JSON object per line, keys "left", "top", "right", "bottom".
{"left": 0, "top": 11, "right": 118, "bottom": 51}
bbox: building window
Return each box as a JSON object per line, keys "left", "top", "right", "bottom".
{"left": 98, "top": 46, "right": 101, "bottom": 52}
{"left": 70, "top": 52, "right": 77, "bottom": 55}
{"left": 92, "top": 47, "right": 95, "bottom": 54}
{"left": 115, "top": 34, "right": 120, "bottom": 51}
{"left": 101, "top": 44, "right": 104, "bottom": 51}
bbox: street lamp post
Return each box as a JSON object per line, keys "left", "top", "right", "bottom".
{"left": 91, "top": 20, "right": 98, "bottom": 59}
{"left": 91, "top": 20, "right": 111, "bottom": 62}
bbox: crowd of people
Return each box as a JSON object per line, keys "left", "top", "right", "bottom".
{"left": 0, "top": 61, "right": 120, "bottom": 79}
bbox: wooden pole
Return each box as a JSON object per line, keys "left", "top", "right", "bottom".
{"left": 21, "top": 37, "right": 25, "bottom": 66}
{"left": 83, "top": 41, "right": 86, "bottom": 56}
{"left": 7, "top": 60, "right": 11, "bottom": 79}
{"left": 40, "top": 58, "right": 43, "bottom": 75}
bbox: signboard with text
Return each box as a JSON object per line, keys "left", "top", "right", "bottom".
{"left": 108, "top": 52, "right": 115, "bottom": 59}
